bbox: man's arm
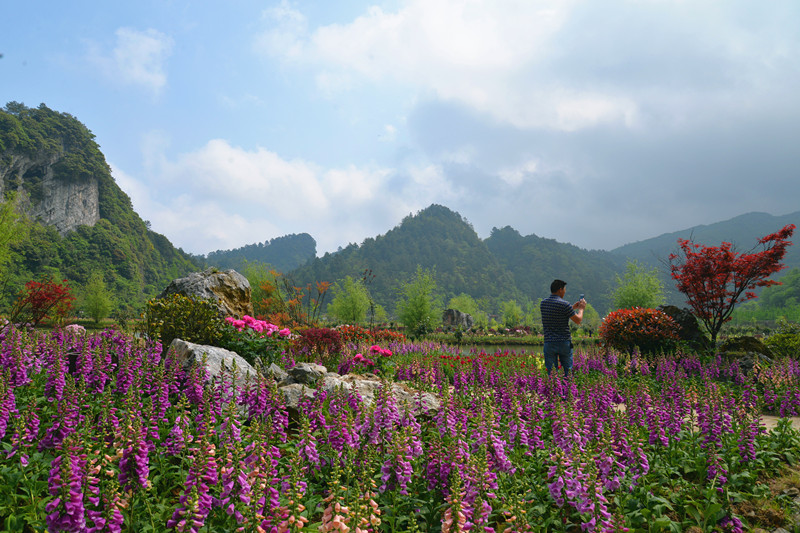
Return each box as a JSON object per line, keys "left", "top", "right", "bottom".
{"left": 570, "top": 299, "right": 586, "bottom": 325}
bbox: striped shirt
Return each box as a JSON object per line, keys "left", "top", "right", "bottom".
{"left": 540, "top": 294, "right": 576, "bottom": 343}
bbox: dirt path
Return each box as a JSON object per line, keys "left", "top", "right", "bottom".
{"left": 611, "top": 403, "right": 800, "bottom": 432}
{"left": 759, "top": 414, "right": 800, "bottom": 432}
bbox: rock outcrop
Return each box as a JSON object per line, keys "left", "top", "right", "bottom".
{"left": 159, "top": 268, "right": 254, "bottom": 318}
{"left": 442, "top": 308, "right": 474, "bottom": 329}
{"left": 1, "top": 152, "right": 100, "bottom": 234}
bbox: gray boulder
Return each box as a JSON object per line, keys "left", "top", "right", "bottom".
{"left": 442, "top": 308, "right": 474, "bottom": 329}
{"left": 159, "top": 268, "right": 253, "bottom": 319}
{"left": 169, "top": 338, "right": 257, "bottom": 390}
{"left": 276, "top": 364, "right": 441, "bottom": 419}
{"left": 287, "top": 362, "right": 327, "bottom": 385}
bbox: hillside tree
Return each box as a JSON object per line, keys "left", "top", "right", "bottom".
{"left": 396, "top": 266, "right": 442, "bottom": 339}
{"left": 328, "top": 275, "right": 371, "bottom": 324}
{"left": 0, "top": 193, "right": 28, "bottom": 305}
{"left": 610, "top": 260, "right": 665, "bottom": 310}
{"left": 669, "top": 224, "right": 795, "bottom": 344}
{"left": 82, "top": 271, "right": 114, "bottom": 324}
{"left": 501, "top": 299, "right": 524, "bottom": 328}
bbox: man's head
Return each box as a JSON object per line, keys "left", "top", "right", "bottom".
{"left": 550, "top": 279, "right": 567, "bottom": 295}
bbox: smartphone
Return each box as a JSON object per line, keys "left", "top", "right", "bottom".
{"left": 579, "top": 294, "right": 585, "bottom": 300}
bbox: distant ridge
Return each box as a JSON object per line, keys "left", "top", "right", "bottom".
{"left": 610, "top": 211, "right": 800, "bottom": 270}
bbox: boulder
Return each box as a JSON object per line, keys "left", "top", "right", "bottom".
{"left": 718, "top": 335, "right": 773, "bottom": 358}
{"left": 265, "top": 363, "right": 289, "bottom": 383}
{"left": 159, "top": 268, "right": 253, "bottom": 319}
{"left": 277, "top": 364, "right": 441, "bottom": 418}
{"left": 717, "top": 336, "right": 774, "bottom": 376}
{"left": 169, "top": 338, "right": 257, "bottom": 390}
{"left": 287, "top": 362, "right": 327, "bottom": 386}
{"left": 442, "top": 308, "right": 474, "bottom": 329}
{"left": 658, "top": 305, "right": 710, "bottom": 351}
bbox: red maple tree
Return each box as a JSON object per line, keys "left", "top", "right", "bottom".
{"left": 668, "top": 224, "right": 795, "bottom": 344}
{"left": 9, "top": 278, "right": 76, "bottom": 328}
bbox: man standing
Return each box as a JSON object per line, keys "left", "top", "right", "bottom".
{"left": 540, "top": 279, "right": 586, "bottom": 377}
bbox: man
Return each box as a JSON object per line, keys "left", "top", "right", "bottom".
{"left": 540, "top": 279, "right": 586, "bottom": 377}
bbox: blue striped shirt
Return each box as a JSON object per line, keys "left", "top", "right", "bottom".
{"left": 540, "top": 294, "right": 576, "bottom": 343}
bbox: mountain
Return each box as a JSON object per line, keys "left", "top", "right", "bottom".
{"left": 485, "top": 226, "right": 626, "bottom": 314}
{"left": 0, "top": 102, "right": 200, "bottom": 310}
{"left": 205, "top": 233, "right": 316, "bottom": 273}
{"left": 290, "top": 205, "right": 519, "bottom": 314}
{"left": 288, "top": 204, "right": 622, "bottom": 315}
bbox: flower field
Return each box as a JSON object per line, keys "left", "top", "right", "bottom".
{"left": 1, "top": 326, "right": 800, "bottom": 532}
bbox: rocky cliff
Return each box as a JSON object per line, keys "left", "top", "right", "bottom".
{"left": 1, "top": 151, "right": 100, "bottom": 234}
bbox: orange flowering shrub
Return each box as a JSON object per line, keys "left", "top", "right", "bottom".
{"left": 599, "top": 308, "right": 680, "bottom": 355}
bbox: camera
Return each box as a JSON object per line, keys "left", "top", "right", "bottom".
{"left": 579, "top": 294, "right": 585, "bottom": 300}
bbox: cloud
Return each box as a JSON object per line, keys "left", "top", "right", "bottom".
{"left": 88, "top": 28, "right": 173, "bottom": 94}
{"left": 254, "top": 0, "right": 800, "bottom": 133}
{"left": 116, "top": 138, "right": 445, "bottom": 255}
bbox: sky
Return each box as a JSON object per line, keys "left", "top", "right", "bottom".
{"left": 2, "top": 1, "right": 799, "bottom": 257}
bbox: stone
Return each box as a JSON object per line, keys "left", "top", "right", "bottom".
{"left": 159, "top": 268, "right": 253, "bottom": 318}
{"left": 169, "top": 338, "right": 257, "bottom": 390}
{"left": 279, "top": 383, "right": 318, "bottom": 411}
{"left": 718, "top": 336, "right": 774, "bottom": 376}
{"left": 265, "top": 363, "right": 289, "bottom": 383}
{"left": 320, "top": 373, "right": 441, "bottom": 417}
{"left": 782, "top": 487, "right": 800, "bottom": 497}
{"left": 719, "top": 336, "right": 774, "bottom": 358}
{"left": 657, "top": 305, "right": 710, "bottom": 351}
{"left": 442, "top": 308, "right": 474, "bottom": 329}
{"left": 276, "top": 364, "right": 442, "bottom": 421}
{"left": 288, "top": 362, "right": 328, "bottom": 385}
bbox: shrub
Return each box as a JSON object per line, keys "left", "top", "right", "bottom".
{"left": 291, "top": 327, "right": 344, "bottom": 364}
{"left": 217, "top": 315, "right": 292, "bottom": 367}
{"left": 140, "top": 294, "right": 226, "bottom": 353}
{"left": 599, "top": 307, "right": 680, "bottom": 355}
{"left": 764, "top": 319, "right": 800, "bottom": 359}
{"left": 336, "top": 324, "right": 407, "bottom": 346}
{"left": 9, "top": 278, "right": 75, "bottom": 327}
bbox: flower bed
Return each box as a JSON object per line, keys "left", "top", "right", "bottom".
{"left": 0, "top": 327, "right": 799, "bottom": 532}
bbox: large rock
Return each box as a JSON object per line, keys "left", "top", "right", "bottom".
{"left": 658, "top": 305, "right": 710, "bottom": 351}
{"left": 442, "top": 308, "right": 474, "bottom": 329}
{"left": 159, "top": 268, "right": 253, "bottom": 318}
{"left": 717, "top": 336, "right": 774, "bottom": 376}
{"left": 169, "top": 338, "right": 257, "bottom": 390}
{"left": 277, "top": 364, "right": 441, "bottom": 418}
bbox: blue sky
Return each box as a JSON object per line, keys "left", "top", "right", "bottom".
{"left": 3, "top": 1, "right": 799, "bottom": 256}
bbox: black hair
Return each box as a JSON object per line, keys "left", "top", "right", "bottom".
{"left": 550, "top": 279, "right": 567, "bottom": 293}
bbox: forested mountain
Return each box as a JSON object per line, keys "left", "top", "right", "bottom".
{"left": 0, "top": 102, "right": 200, "bottom": 311}
{"left": 288, "top": 204, "right": 624, "bottom": 315}
{"left": 205, "top": 233, "right": 316, "bottom": 273}
{"left": 290, "top": 205, "right": 519, "bottom": 314}
{"left": 485, "top": 226, "right": 626, "bottom": 314}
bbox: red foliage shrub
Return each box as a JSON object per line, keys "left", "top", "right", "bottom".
{"left": 599, "top": 308, "right": 680, "bottom": 355}
{"left": 291, "top": 327, "right": 343, "bottom": 358}
{"left": 9, "top": 278, "right": 75, "bottom": 328}
{"left": 336, "top": 324, "right": 406, "bottom": 346}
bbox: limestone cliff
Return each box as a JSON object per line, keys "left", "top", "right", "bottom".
{"left": 1, "top": 151, "right": 100, "bottom": 234}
